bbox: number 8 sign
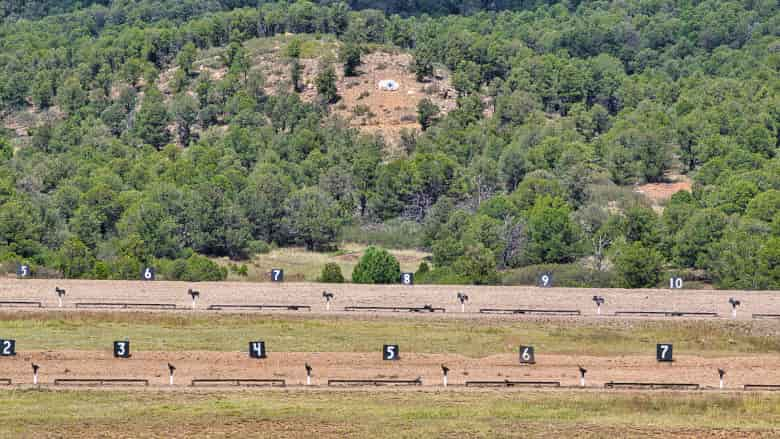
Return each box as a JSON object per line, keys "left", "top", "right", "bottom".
{"left": 401, "top": 272, "right": 413, "bottom": 285}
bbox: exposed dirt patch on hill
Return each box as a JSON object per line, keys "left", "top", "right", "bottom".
{"left": 635, "top": 174, "right": 692, "bottom": 211}
{"left": 192, "top": 35, "right": 456, "bottom": 148}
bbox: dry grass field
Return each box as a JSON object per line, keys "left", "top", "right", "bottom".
{"left": 2, "top": 389, "right": 780, "bottom": 438}
{"left": 220, "top": 244, "right": 429, "bottom": 282}
{"left": 1, "top": 279, "right": 779, "bottom": 437}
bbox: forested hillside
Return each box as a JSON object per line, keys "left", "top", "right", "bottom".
{"left": 0, "top": 0, "right": 778, "bottom": 288}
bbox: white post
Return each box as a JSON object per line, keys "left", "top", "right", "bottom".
{"left": 170, "top": 372, "right": 174, "bottom": 386}
{"left": 326, "top": 300, "right": 330, "bottom": 311}
{"left": 33, "top": 371, "right": 38, "bottom": 385}
{"left": 307, "top": 375, "right": 311, "bottom": 386}
{"left": 461, "top": 303, "right": 465, "bottom": 313}
{"left": 443, "top": 374, "right": 447, "bottom": 387}
{"left": 580, "top": 376, "right": 585, "bottom": 387}
{"left": 720, "top": 378, "right": 724, "bottom": 389}
{"left": 597, "top": 305, "right": 601, "bottom": 315}
{"left": 732, "top": 307, "right": 737, "bottom": 319}
{"left": 57, "top": 296, "right": 63, "bottom": 308}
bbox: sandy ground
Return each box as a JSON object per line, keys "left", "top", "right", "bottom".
{"left": 1, "top": 279, "right": 778, "bottom": 319}
{"left": 3, "top": 350, "right": 780, "bottom": 390}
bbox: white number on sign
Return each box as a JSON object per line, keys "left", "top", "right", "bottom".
{"left": 142, "top": 267, "right": 155, "bottom": 281}
{"left": 401, "top": 272, "right": 413, "bottom": 285}
{"left": 20, "top": 265, "right": 29, "bottom": 277}
{"left": 1, "top": 340, "right": 14, "bottom": 356}
{"left": 271, "top": 269, "right": 283, "bottom": 282}
{"left": 383, "top": 344, "right": 399, "bottom": 361}
{"left": 519, "top": 345, "right": 535, "bottom": 363}
{"left": 249, "top": 341, "right": 266, "bottom": 358}
{"left": 669, "top": 277, "right": 683, "bottom": 289}
{"left": 656, "top": 343, "right": 673, "bottom": 362}
{"left": 114, "top": 341, "right": 129, "bottom": 358}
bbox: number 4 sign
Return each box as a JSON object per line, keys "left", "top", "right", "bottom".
{"left": 249, "top": 341, "right": 266, "bottom": 359}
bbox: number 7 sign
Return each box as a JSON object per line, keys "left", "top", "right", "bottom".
{"left": 656, "top": 343, "right": 673, "bottom": 362}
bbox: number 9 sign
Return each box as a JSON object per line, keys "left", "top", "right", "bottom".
{"left": 538, "top": 273, "right": 552, "bottom": 288}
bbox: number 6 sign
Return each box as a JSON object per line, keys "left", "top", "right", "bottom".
{"left": 141, "top": 267, "right": 155, "bottom": 281}
{"left": 519, "top": 346, "right": 535, "bottom": 364}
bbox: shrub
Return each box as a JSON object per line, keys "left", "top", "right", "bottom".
{"left": 181, "top": 254, "right": 227, "bottom": 282}
{"left": 416, "top": 261, "right": 430, "bottom": 275}
{"left": 613, "top": 242, "right": 663, "bottom": 288}
{"left": 247, "top": 240, "right": 271, "bottom": 255}
{"left": 501, "top": 263, "right": 617, "bottom": 288}
{"left": 416, "top": 267, "right": 469, "bottom": 285}
{"left": 352, "top": 246, "right": 400, "bottom": 284}
{"left": 319, "top": 262, "right": 345, "bottom": 283}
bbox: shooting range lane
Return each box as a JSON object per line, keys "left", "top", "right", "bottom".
{"left": 3, "top": 351, "right": 780, "bottom": 390}
{"left": 1, "top": 279, "right": 778, "bottom": 319}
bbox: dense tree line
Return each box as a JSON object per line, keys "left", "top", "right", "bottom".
{"left": 0, "top": 0, "right": 778, "bottom": 288}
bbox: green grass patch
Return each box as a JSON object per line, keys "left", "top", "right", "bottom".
{"left": 2, "top": 390, "right": 779, "bottom": 438}
{"left": 1, "top": 312, "right": 778, "bottom": 356}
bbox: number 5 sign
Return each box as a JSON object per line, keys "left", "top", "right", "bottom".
{"left": 383, "top": 344, "right": 399, "bottom": 361}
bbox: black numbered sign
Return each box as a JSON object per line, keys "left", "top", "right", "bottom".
{"left": 669, "top": 277, "right": 683, "bottom": 289}
{"left": 271, "top": 269, "right": 284, "bottom": 282}
{"left": 383, "top": 344, "right": 399, "bottom": 361}
{"left": 656, "top": 343, "right": 673, "bottom": 362}
{"left": 142, "top": 267, "right": 155, "bottom": 281}
{"left": 17, "top": 264, "right": 30, "bottom": 278}
{"left": 0, "top": 339, "right": 16, "bottom": 356}
{"left": 249, "top": 341, "right": 266, "bottom": 359}
{"left": 401, "top": 272, "right": 414, "bottom": 285}
{"left": 113, "top": 341, "right": 130, "bottom": 358}
{"left": 519, "top": 346, "right": 535, "bottom": 364}
{"left": 538, "top": 273, "right": 553, "bottom": 288}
